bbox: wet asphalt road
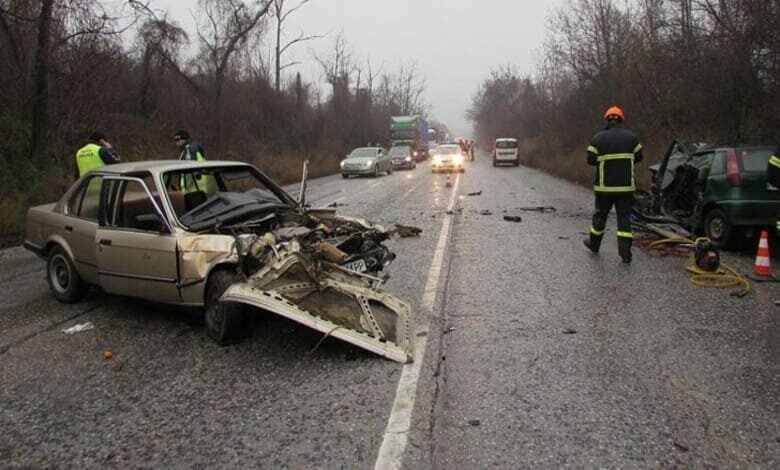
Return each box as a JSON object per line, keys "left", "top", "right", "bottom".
{"left": 1, "top": 156, "right": 778, "bottom": 468}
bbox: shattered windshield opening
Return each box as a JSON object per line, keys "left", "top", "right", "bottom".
{"left": 163, "top": 166, "right": 295, "bottom": 231}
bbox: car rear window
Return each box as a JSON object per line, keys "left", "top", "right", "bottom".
{"left": 496, "top": 140, "right": 517, "bottom": 149}
{"left": 739, "top": 148, "right": 774, "bottom": 172}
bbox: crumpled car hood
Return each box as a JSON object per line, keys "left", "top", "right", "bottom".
{"left": 214, "top": 210, "right": 416, "bottom": 363}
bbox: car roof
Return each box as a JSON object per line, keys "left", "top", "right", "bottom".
{"left": 351, "top": 147, "right": 383, "bottom": 151}
{"left": 90, "top": 160, "right": 249, "bottom": 176}
{"left": 495, "top": 137, "right": 517, "bottom": 142}
{"left": 693, "top": 144, "right": 774, "bottom": 154}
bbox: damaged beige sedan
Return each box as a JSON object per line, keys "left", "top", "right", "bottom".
{"left": 23, "top": 161, "right": 413, "bottom": 362}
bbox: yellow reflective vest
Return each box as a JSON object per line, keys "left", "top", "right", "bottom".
{"left": 76, "top": 143, "right": 104, "bottom": 177}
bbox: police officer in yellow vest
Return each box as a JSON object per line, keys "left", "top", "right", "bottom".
{"left": 173, "top": 130, "right": 214, "bottom": 193}
{"left": 583, "top": 106, "right": 643, "bottom": 264}
{"left": 75, "top": 132, "right": 120, "bottom": 179}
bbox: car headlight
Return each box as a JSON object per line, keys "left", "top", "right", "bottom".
{"left": 453, "top": 154, "right": 464, "bottom": 164}
{"left": 340, "top": 161, "right": 346, "bottom": 168}
{"left": 413, "top": 151, "right": 418, "bottom": 156}
{"left": 433, "top": 155, "right": 442, "bottom": 165}
{"left": 364, "top": 161, "right": 373, "bottom": 168}
{"left": 405, "top": 156, "right": 412, "bottom": 162}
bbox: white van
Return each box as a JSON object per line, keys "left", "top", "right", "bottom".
{"left": 492, "top": 138, "right": 519, "bottom": 166}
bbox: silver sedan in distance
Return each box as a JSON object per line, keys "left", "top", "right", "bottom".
{"left": 340, "top": 147, "right": 393, "bottom": 178}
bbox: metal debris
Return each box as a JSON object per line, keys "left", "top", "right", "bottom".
{"left": 480, "top": 210, "right": 492, "bottom": 216}
{"left": 516, "top": 206, "right": 556, "bottom": 213}
{"left": 503, "top": 215, "right": 522, "bottom": 222}
{"left": 467, "top": 191, "right": 482, "bottom": 196}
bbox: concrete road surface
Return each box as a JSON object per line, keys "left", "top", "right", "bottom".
{"left": 1, "top": 156, "right": 778, "bottom": 468}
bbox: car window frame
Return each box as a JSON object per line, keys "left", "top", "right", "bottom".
{"left": 66, "top": 175, "right": 104, "bottom": 222}
{"left": 99, "top": 175, "right": 174, "bottom": 235}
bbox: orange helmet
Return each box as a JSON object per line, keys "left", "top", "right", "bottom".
{"left": 604, "top": 105, "right": 625, "bottom": 121}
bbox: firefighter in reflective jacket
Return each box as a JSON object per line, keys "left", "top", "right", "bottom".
{"left": 766, "top": 145, "right": 780, "bottom": 232}
{"left": 583, "top": 106, "right": 643, "bottom": 263}
{"left": 75, "top": 132, "right": 120, "bottom": 179}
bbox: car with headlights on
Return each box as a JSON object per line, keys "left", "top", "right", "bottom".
{"left": 431, "top": 144, "right": 465, "bottom": 173}
{"left": 340, "top": 147, "right": 393, "bottom": 178}
{"left": 389, "top": 145, "right": 417, "bottom": 170}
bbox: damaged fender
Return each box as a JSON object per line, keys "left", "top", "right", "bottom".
{"left": 221, "top": 241, "right": 414, "bottom": 363}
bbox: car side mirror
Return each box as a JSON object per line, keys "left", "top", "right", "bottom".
{"left": 136, "top": 213, "right": 168, "bottom": 233}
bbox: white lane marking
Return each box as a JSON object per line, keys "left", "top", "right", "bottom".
{"left": 374, "top": 173, "right": 461, "bottom": 470}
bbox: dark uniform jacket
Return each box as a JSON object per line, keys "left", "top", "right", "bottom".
{"left": 767, "top": 145, "right": 780, "bottom": 188}
{"left": 587, "top": 123, "right": 643, "bottom": 193}
{"left": 179, "top": 140, "right": 206, "bottom": 161}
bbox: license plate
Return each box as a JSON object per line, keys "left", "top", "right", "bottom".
{"left": 343, "top": 259, "right": 367, "bottom": 273}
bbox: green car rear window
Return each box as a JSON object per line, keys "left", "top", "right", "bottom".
{"left": 740, "top": 148, "right": 774, "bottom": 172}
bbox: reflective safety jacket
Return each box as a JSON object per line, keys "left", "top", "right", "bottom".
{"left": 179, "top": 140, "right": 206, "bottom": 162}
{"left": 586, "top": 124, "right": 643, "bottom": 193}
{"left": 76, "top": 143, "right": 104, "bottom": 177}
{"left": 767, "top": 145, "right": 780, "bottom": 188}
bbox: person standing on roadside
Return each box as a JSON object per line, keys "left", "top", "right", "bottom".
{"left": 173, "top": 130, "right": 206, "bottom": 161}
{"left": 582, "top": 105, "right": 643, "bottom": 264}
{"left": 75, "top": 132, "right": 120, "bottom": 179}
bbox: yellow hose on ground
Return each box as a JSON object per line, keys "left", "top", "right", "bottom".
{"left": 646, "top": 237, "right": 752, "bottom": 297}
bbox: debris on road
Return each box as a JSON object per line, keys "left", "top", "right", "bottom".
{"left": 558, "top": 236, "right": 570, "bottom": 240}
{"left": 563, "top": 328, "right": 577, "bottom": 335}
{"left": 503, "top": 215, "right": 522, "bottom": 222}
{"left": 467, "top": 419, "right": 481, "bottom": 426}
{"left": 62, "top": 322, "right": 94, "bottom": 334}
{"left": 480, "top": 210, "right": 492, "bottom": 216}
{"left": 516, "top": 206, "right": 556, "bottom": 213}
{"left": 390, "top": 224, "right": 423, "bottom": 238}
{"left": 467, "top": 190, "right": 482, "bottom": 196}
{"left": 327, "top": 201, "right": 347, "bottom": 208}
{"left": 102, "top": 350, "right": 114, "bottom": 360}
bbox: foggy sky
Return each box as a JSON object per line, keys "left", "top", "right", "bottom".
{"left": 154, "top": 0, "right": 562, "bottom": 137}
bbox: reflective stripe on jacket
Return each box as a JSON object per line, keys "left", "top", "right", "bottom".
{"left": 767, "top": 146, "right": 780, "bottom": 188}
{"left": 587, "top": 125, "right": 643, "bottom": 193}
{"left": 76, "top": 143, "right": 104, "bottom": 177}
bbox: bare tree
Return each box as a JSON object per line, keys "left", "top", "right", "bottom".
{"left": 271, "top": 0, "right": 321, "bottom": 91}
{"left": 196, "top": 0, "right": 273, "bottom": 151}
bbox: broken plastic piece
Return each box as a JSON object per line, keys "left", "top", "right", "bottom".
{"left": 62, "top": 322, "right": 94, "bottom": 334}
{"left": 503, "top": 215, "right": 522, "bottom": 222}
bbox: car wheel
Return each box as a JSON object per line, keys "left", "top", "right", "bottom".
{"left": 704, "top": 208, "right": 735, "bottom": 248}
{"left": 46, "top": 245, "right": 88, "bottom": 303}
{"left": 388, "top": 165, "right": 393, "bottom": 175}
{"left": 342, "top": 173, "right": 348, "bottom": 179}
{"left": 493, "top": 159, "right": 498, "bottom": 167}
{"left": 204, "top": 269, "right": 250, "bottom": 345}
{"left": 373, "top": 165, "right": 379, "bottom": 177}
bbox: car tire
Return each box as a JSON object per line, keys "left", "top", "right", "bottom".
{"left": 704, "top": 208, "right": 735, "bottom": 248}
{"left": 373, "top": 165, "right": 379, "bottom": 178}
{"left": 204, "top": 269, "right": 250, "bottom": 345}
{"left": 388, "top": 165, "right": 393, "bottom": 175}
{"left": 493, "top": 159, "right": 497, "bottom": 167}
{"left": 342, "top": 173, "right": 348, "bottom": 179}
{"left": 46, "top": 245, "right": 88, "bottom": 303}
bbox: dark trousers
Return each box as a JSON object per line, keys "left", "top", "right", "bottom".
{"left": 588, "top": 192, "right": 633, "bottom": 259}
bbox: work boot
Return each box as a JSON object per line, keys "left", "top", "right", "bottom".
{"left": 583, "top": 238, "right": 599, "bottom": 254}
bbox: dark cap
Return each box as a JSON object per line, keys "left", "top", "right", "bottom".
{"left": 89, "top": 132, "right": 106, "bottom": 142}
{"left": 173, "top": 130, "right": 190, "bottom": 141}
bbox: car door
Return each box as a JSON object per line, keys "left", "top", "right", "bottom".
{"left": 95, "top": 175, "right": 180, "bottom": 303}
{"left": 736, "top": 147, "right": 780, "bottom": 222}
{"left": 61, "top": 175, "right": 103, "bottom": 284}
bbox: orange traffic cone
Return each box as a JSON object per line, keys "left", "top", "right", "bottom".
{"left": 444, "top": 174, "right": 452, "bottom": 188}
{"left": 749, "top": 230, "right": 778, "bottom": 282}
